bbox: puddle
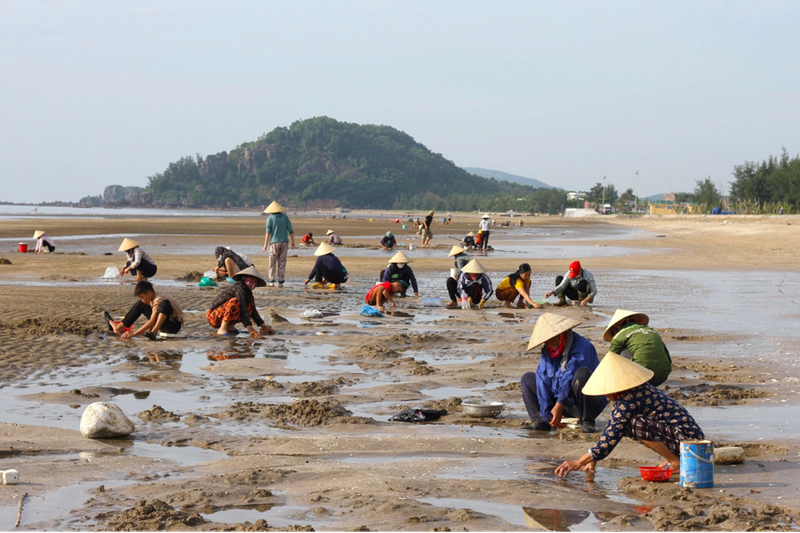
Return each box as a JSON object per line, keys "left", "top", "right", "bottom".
{"left": 522, "top": 507, "right": 617, "bottom": 531}
{"left": 200, "top": 499, "right": 325, "bottom": 529}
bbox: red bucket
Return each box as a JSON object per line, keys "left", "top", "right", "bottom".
{"left": 18, "top": 243, "right": 28, "bottom": 253}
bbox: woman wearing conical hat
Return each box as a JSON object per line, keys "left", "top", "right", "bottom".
{"left": 461, "top": 231, "right": 476, "bottom": 250}
{"left": 554, "top": 351, "right": 705, "bottom": 479}
{"left": 456, "top": 258, "right": 493, "bottom": 310}
{"left": 206, "top": 266, "right": 275, "bottom": 338}
{"left": 445, "top": 245, "right": 472, "bottom": 308}
{"left": 326, "top": 229, "right": 343, "bottom": 245}
{"left": 380, "top": 251, "right": 419, "bottom": 297}
{"left": 118, "top": 238, "right": 157, "bottom": 282}
{"left": 262, "top": 201, "right": 295, "bottom": 287}
{"left": 33, "top": 230, "right": 56, "bottom": 254}
{"left": 521, "top": 313, "right": 607, "bottom": 434}
{"left": 304, "top": 243, "right": 348, "bottom": 289}
{"left": 380, "top": 231, "right": 397, "bottom": 251}
{"left": 604, "top": 309, "right": 672, "bottom": 386}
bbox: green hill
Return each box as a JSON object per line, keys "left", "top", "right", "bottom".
{"left": 462, "top": 167, "right": 552, "bottom": 189}
{"left": 116, "top": 117, "right": 555, "bottom": 211}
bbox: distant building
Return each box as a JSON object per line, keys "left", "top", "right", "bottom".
{"left": 663, "top": 193, "right": 676, "bottom": 202}
{"left": 567, "top": 191, "right": 588, "bottom": 201}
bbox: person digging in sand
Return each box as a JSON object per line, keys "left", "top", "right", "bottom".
{"left": 365, "top": 280, "right": 407, "bottom": 312}
{"left": 380, "top": 251, "right": 419, "bottom": 297}
{"left": 445, "top": 245, "right": 472, "bottom": 308}
{"left": 118, "top": 238, "right": 157, "bottom": 282}
{"left": 380, "top": 231, "right": 397, "bottom": 251}
{"left": 33, "top": 230, "right": 56, "bottom": 253}
{"left": 554, "top": 351, "right": 705, "bottom": 479}
{"left": 301, "top": 232, "right": 317, "bottom": 246}
{"left": 603, "top": 309, "right": 672, "bottom": 387}
{"left": 521, "top": 313, "right": 607, "bottom": 434}
{"left": 326, "top": 229, "right": 343, "bottom": 245}
{"left": 456, "top": 258, "right": 493, "bottom": 309}
{"left": 304, "top": 242, "right": 348, "bottom": 289}
{"left": 104, "top": 281, "right": 183, "bottom": 340}
{"left": 545, "top": 260, "right": 597, "bottom": 306}
{"left": 206, "top": 266, "right": 275, "bottom": 338}
{"left": 495, "top": 263, "right": 543, "bottom": 309}
{"left": 212, "top": 246, "right": 253, "bottom": 279}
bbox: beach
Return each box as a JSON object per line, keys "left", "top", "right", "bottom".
{"left": 0, "top": 212, "right": 799, "bottom": 531}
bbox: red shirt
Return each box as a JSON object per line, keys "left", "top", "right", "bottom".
{"left": 302, "top": 234, "right": 313, "bottom": 244}
{"left": 366, "top": 282, "right": 392, "bottom": 303}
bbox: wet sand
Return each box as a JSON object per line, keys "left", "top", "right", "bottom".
{"left": 0, "top": 212, "right": 799, "bottom": 531}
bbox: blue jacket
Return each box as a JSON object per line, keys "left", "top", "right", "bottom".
{"left": 535, "top": 332, "right": 605, "bottom": 422}
{"left": 307, "top": 254, "right": 345, "bottom": 280}
{"left": 381, "top": 264, "right": 418, "bottom": 293}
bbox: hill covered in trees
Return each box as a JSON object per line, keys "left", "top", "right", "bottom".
{"left": 91, "top": 117, "right": 566, "bottom": 213}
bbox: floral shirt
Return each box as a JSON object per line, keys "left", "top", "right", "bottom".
{"left": 590, "top": 383, "right": 704, "bottom": 461}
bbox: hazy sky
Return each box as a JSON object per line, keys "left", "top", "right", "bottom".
{"left": 1, "top": 1, "right": 798, "bottom": 203}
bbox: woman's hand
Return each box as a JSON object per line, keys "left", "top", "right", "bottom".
{"left": 580, "top": 298, "right": 590, "bottom": 307}
{"left": 555, "top": 459, "right": 596, "bottom": 477}
{"left": 260, "top": 325, "right": 276, "bottom": 336}
{"left": 248, "top": 327, "right": 262, "bottom": 339}
{"left": 545, "top": 291, "right": 553, "bottom": 298}
{"left": 120, "top": 331, "right": 134, "bottom": 340}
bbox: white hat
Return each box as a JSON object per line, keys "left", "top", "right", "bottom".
{"left": 481, "top": 214, "right": 490, "bottom": 219}
{"left": 263, "top": 201, "right": 284, "bottom": 214}
{"left": 118, "top": 238, "right": 139, "bottom": 252}
{"left": 33, "top": 230, "right": 45, "bottom": 239}
{"left": 603, "top": 310, "right": 650, "bottom": 342}
{"left": 388, "top": 251, "right": 412, "bottom": 264}
{"left": 527, "top": 313, "right": 581, "bottom": 351}
{"left": 461, "top": 258, "right": 486, "bottom": 275}
{"left": 232, "top": 265, "right": 267, "bottom": 288}
{"left": 467, "top": 232, "right": 475, "bottom": 237}
{"left": 448, "top": 245, "right": 465, "bottom": 257}
{"left": 326, "top": 229, "right": 335, "bottom": 235}
{"left": 314, "top": 242, "right": 336, "bottom": 256}
{"left": 582, "top": 351, "right": 655, "bottom": 396}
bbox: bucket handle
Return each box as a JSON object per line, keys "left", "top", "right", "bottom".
{"left": 685, "top": 448, "right": 715, "bottom": 464}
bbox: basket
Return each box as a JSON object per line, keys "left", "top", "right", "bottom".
{"left": 638, "top": 466, "right": 674, "bottom": 482}
{"left": 461, "top": 402, "right": 504, "bottom": 418}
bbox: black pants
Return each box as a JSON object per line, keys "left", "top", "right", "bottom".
{"left": 480, "top": 231, "right": 490, "bottom": 250}
{"left": 555, "top": 275, "right": 588, "bottom": 301}
{"left": 122, "top": 301, "right": 181, "bottom": 334}
{"left": 126, "top": 258, "right": 157, "bottom": 278}
{"left": 316, "top": 264, "right": 347, "bottom": 284}
{"left": 461, "top": 283, "right": 483, "bottom": 302}
{"left": 520, "top": 367, "right": 606, "bottom": 424}
{"left": 446, "top": 277, "right": 459, "bottom": 302}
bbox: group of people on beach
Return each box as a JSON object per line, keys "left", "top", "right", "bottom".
{"left": 97, "top": 201, "right": 702, "bottom": 478}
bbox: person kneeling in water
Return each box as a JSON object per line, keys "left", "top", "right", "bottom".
{"left": 104, "top": 281, "right": 183, "bottom": 340}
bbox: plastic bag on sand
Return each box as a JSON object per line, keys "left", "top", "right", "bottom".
{"left": 390, "top": 408, "right": 448, "bottom": 423}
{"left": 203, "top": 270, "right": 216, "bottom": 279}
{"left": 360, "top": 305, "right": 383, "bottom": 317}
{"left": 302, "top": 309, "right": 324, "bottom": 319}
{"left": 102, "top": 266, "right": 120, "bottom": 279}
{"left": 198, "top": 276, "right": 217, "bottom": 288}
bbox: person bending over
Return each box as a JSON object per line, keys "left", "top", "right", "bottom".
{"left": 456, "top": 258, "right": 493, "bottom": 310}
{"left": 212, "top": 246, "right": 253, "bottom": 279}
{"left": 366, "top": 280, "right": 407, "bottom": 312}
{"left": 495, "top": 263, "right": 543, "bottom": 309}
{"left": 380, "top": 251, "right": 419, "bottom": 297}
{"left": 546, "top": 260, "right": 597, "bottom": 307}
{"left": 105, "top": 281, "right": 183, "bottom": 340}
{"left": 304, "top": 243, "right": 348, "bottom": 289}
{"left": 118, "top": 238, "right": 157, "bottom": 282}
{"left": 206, "top": 266, "right": 275, "bottom": 338}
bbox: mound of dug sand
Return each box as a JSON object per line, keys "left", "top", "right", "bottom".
{"left": 101, "top": 499, "right": 206, "bottom": 530}
{"left": 0, "top": 258, "right": 11, "bottom": 265}
{"left": 231, "top": 378, "right": 286, "bottom": 392}
{"left": 214, "top": 399, "right": 353, "bottom": 426}
{"left": 288, "top": 378, "right": 345, "bottom": 397}
{"left": 383, "top": 333, "right": 448, "bottom": 345}
{"left": 268, "top": 309, "right": 289, "bottom": 323}
{"left": 667, "top": 383, "right": 769, "bottom": 406}
{"left": 138, "top": 405, "right": 180, "bottom": 422}
{"left": 346, "top": 344, "right": 400, "bottom": 359}
{"left": 176, "top": 271, "right": 204, "bottom": 282}
{"left": 0, "top": 317, "right": 100, "bottom": 336}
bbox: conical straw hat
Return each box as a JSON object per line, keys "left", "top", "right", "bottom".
{"left": 603, "top": 309, "right": 650, "bottom": 342}
{"left": 314, "top": 242, "right": 335, "bottom": 256}
{"left": 263, "top": 201, "right": 284, "bottom": 214}
{"left": 326, "top": 229, "right": 335, "bottom": 235}
{"left": 481, "top": 214, "right": 490, "bottom": 219}
{"left": 232, "top": 265, "right": 267, "bottom": 287}
{"left": 448, "top": 245, "right": 464, "bottom": 257}
{"left": 467, "top": 232, "right": 475, "bottom": 237}
{"left": 582, "top": 351, "right": 654, "bottom": 396}
{"left": 118, "top": 238, "right": 139, "bottom": 251}
{"left": 461, "top": 258, "right": 486, "bottom": 274}
{"left": 388, "top": 251, "right": 412, "bottom": 264}
{"left": 33, "top": 230, "right": 45, "bottom": 239}
{"left": 527, "top": 313, "right": 581, "bottom": 350}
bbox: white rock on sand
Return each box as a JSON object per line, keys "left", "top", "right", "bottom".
{"left": 80, "top": 402, "right": 135, "bottom": 438}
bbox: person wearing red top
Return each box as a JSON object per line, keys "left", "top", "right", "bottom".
{"left": 365, "top": 281, "right": 407, "bottom": 312}
{"left": 301, "top": 233, "right": 316, "bottom": 246}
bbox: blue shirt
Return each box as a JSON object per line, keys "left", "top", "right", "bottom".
{"left": 535, "top": 332, "right": 605, "bottom": 422}
{"left": 308, "top": 254, "right": 345, "bottom": 280}
{"left": 265, "top": 213, "right": 294, "bottom": 244}
{"left": 382, "top": 264, "right": 418, "bottom": 293}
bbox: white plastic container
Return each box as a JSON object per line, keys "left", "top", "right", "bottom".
{"left": 450, "top": 268, "right": 458, "bottom": 279}
{"left": 2, "top": 469, "right": 19, "bottom": 485}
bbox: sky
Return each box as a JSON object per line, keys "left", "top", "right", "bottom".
{"left": 1, "top": 0, "right": 799, "bottom": 203}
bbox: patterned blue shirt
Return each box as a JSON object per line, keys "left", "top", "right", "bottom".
{"left": 590, "top": 383, "right": 704, "bottom": 461}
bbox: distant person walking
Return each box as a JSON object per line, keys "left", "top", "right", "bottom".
{"left": 422, "top": 211, "right": 434, "bottom": 246}
{"left": 478, "top": 214, "right": 491, "bottom": 252}
{"left": 262, "top": 201, "right": 295, "bottom": 287}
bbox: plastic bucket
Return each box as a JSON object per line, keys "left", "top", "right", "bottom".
{"left": 408, "top": 244, "right": 414, "bottom": 251}
{"left": 18, "top": 243, "right": 28, "bottom": 253}
{"left": 680, "top": 439, "right": 714, "bottom": 488}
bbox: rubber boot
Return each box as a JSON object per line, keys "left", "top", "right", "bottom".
{"left": 577, "top": 291, "right": 593, "bottom": 304}
{"left": 555, "top": 294, "right": 567, "bottom": 307}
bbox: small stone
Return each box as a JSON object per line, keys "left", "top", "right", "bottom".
{"left": 80, "top": 402, "right": 135, "bottom": 438}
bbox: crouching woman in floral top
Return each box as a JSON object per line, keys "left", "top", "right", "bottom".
{"left": 555, "top": 351, "right": 704, "bottom": 478}
{"left": 206, "top": 266, "right": 276, "bottom": 338}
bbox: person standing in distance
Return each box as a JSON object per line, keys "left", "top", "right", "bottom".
{"left": 262, "top": 201, "right": 295, "bottom": 287}
{"left": 478, "top": 214, "right": 491, "bottom": 252}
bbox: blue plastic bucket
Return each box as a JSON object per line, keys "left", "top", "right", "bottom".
{"left": 680, "top": 440, "right": 714, "bottom": 488}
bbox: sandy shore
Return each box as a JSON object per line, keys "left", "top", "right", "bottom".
{"left": 0, "top": 212, "right": 798, "bottom": 531}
